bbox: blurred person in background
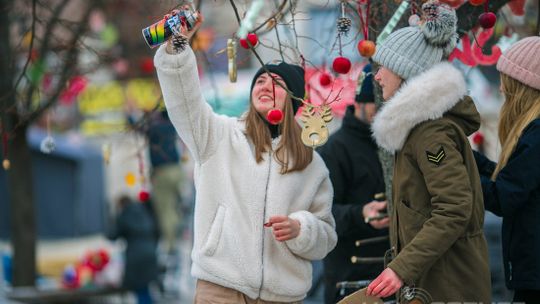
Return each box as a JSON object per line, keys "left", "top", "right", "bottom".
{"left": 107, "top": 195, "right": 159, "bottom": 304}
{"left": 128, "top": 107, "right": 184, "bottom": 255}
{"left": 153, "top": 9, "right": 337, "bottom": 304}
{"left": 318, "top": 63, "right": 389, "bottom": 303}
{"left": 474, "top": 36, "right": 540, "bottom": 304}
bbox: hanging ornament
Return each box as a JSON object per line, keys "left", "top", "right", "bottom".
{"left": 357, "top": 0, "right": 375, "bottom": 57}
{"left": 139, "top": 189, "right": 150, "bottom": 202}
{"left": 319, "top": 72, "right": 332, "bottom": 87}
{"left": 332, "top": 57, "right": 351, "bottom": 74}
{"left": 357, "top": 40, "right": 376, "bottom": 57}
{"left": 478, "top": 1, "right": 496, "bottom": 29}
{"left": 377, "top": 0, "right": 409, "bottom": 44}
{"left": 40, "top": 113, "right": 55, "bottom": 154}
{"left": 265, "top": 81, "right": 283, "bottom": 125}
{"left": 227, "top": 38, "right": 237, "bottom": 82}
{"left": 266, "top": 109, "right": 283, "bottom": 125}
{"left": 479, "top": 12, "right": 496, "bottom": 28}
{"left": 300, "top": 104, "right": 333, "bottom": 148}
{"left": 40, "top": 136, "right": 56, "bottom": 154}
{"left": 125, "top": 172, "right": 136, "bottom": 187}
{"left": 469, "top": 0, "right": 485, "bottom": 6}
{"left": 239, "top": 33, "right": 259, "bottom": 49}
{"left": 337, "top": 1, "right": 352, "bottom": 34}
{"left": 332, "top": 2, "right": 352, "bottom": 74}
{"left": 337, "top": 18, "right": 352, "bottom": 34}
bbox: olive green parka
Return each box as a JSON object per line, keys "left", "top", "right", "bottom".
{"left": 372, "top": 62, "right": 491, "bottom": 303}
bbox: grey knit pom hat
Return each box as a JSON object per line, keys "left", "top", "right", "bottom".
{"left": 373, "top": 0, "right": 459, "bottom": 80}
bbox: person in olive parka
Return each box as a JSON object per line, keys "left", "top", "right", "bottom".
{"left": 318, "top": 64, "right": 389, "bottom": 304}
{"left": 366, "top": 1, "right": 491, "bottom": 302}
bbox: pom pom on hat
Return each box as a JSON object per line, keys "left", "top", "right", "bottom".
{"left": 421, "top": 0, "right": 458, "bottom": 56}
{"left": 372, "top": 0, "right": 459, "bottom": 80}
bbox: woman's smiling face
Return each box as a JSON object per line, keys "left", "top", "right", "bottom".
{"left": 251, "top": 73, "right": 288, "bottom": 116}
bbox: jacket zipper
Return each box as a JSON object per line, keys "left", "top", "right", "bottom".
{"left": 258, "top": 150, "right": 272, "bottom": 298}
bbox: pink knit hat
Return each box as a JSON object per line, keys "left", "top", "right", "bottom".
{"left": 496, "top": 36, "right": 540, "bottom": 90}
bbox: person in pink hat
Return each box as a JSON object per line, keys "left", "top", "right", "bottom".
{"left": 474, "top": 36, "right": 540, "bottom": 304}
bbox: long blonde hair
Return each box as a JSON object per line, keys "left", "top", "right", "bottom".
{"left": 493, "top": 74, "right": 540, "bottom": 179}
{"left": 244, "top": 96, "right": 313, "bottom": 174}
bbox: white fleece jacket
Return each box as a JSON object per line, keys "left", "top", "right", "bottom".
{"left": 154, "top": 45, "right": 337, "bottom": 302}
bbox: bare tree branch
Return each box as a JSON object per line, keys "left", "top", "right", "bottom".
{"left": 24, "top": 1, "right": 98, "bottom": 124}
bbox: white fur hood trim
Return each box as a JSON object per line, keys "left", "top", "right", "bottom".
{"left": 371, "top": 62, "right": 467, "bottom": 152}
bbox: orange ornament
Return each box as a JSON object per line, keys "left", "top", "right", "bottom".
{"left": 357, "top": 40, "right": 376, "bottom": 57}
{"left": 125, "top": 172, "right": 136, "bottom": 187}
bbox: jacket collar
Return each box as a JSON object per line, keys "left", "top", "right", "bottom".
{"left": 371, "top": 62, "right": 467, "bottom": 152}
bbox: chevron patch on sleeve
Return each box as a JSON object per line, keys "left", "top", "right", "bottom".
{"left": 426, "top": 147, "right": 446, "bottom": 165}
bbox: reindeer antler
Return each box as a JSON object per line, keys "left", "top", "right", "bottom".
{"left": 320, "top": 105, "right": 333, "bottom": 123}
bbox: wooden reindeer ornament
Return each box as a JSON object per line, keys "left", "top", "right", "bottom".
{"left": 300, "top": 104, "right": 333, "bottom": 148}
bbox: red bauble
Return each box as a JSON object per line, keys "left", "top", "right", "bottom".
{"left": 332, "top": 57, "right": 351, "bottom": 74}
{"left": 319, "top": 73, "right": 332, "bottom": 87}
{"left": 472, "top": 132, "right": 485, "bottom": 145}
{"left": 266, "top": 109, "right": 283, "bottom": 125}
{"left": 479, "top": 12, "right": 497, "bottom": 29}
{"left": 239, "top": 33, "right": 259, "bottom": 49}
{"left": 138, "top": 190, "right": 150, "bottom": 202}
{"left": 139, "top": 57, "right": 154, "bottom": 74}
{"left": 357, "top": 40, "right": 376, "bottom": 57}
{"left": 469, "top": 0, "right": 485, "bottom": 6}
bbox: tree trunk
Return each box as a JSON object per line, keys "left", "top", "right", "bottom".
{"left": 1, "top": 0, "right": 37, "bottom": 287}
{"left": 7, "top": 125, "right": 37, "bottom": 287}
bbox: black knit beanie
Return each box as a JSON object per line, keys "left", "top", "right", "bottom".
{"left": 250, "top": 62, "right": 305, "bottom": 114}
{"left": 355, "top": 63, "right": 375, "bottom": 103}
